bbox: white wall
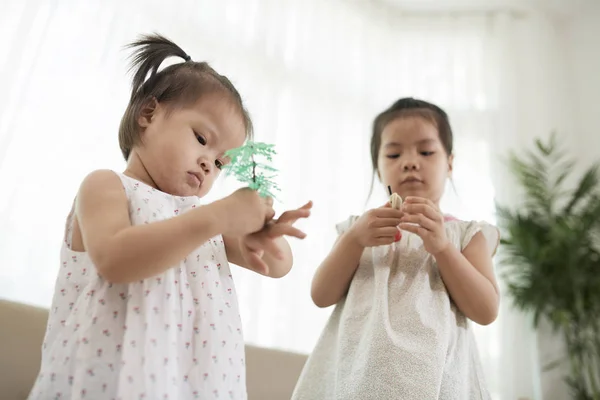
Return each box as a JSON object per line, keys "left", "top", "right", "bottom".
{"left": 568, "top": 3, "right": 600, "bottom": 162}
{"left": 538, "top": 4, "right": 600, "bottom": 400}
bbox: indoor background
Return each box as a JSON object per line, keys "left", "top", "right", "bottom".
{"left": 0, "top": 1, "right": 598, "bottom": 399}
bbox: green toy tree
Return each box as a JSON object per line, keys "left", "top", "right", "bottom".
{"left": 223, "top": 141, "right": 280, "bottom": 199}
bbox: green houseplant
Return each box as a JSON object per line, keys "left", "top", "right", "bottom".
{"left": 496, "top": 134, "right": 600, "bottom": 400}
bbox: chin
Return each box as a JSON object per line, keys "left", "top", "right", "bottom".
{"left": 199, "top": 182, "right": 213, "bottom": 197}
{"left": 168, "top": 184, "right": 198, "bottom": 198}
{"left": 183, "top": 180, "right": 209, "bottom": 197}
{"left": 185, "top": 187, "right": 205, "bottom": 197}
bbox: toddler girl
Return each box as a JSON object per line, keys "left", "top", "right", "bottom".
{"left": 29, "top": 34, "right": 311, "bottom": 400}
{"left": 292, "top": 98, "right": 498, "bottom": 399}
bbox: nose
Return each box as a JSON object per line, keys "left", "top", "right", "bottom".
{"left": 401, "top": 157, "right": 419, "bottom": 171}
{"left": 199, "top": 158, "right": 213, "bottom": 174}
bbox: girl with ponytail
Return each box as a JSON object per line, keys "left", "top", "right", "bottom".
{"left": 29, "top": 33, "right": 311, "bottom": 400}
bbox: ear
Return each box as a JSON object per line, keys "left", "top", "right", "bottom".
{"left": 137, "top": 98, "right": 159, "bottom": 129}
{"left": 447, "top": 153, "right": 454, "bottom": 177}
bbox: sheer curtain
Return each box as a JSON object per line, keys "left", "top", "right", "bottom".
{"left": 1, "top": 1, "right": 568, "bottom": 399}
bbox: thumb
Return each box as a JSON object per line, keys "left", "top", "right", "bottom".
{"left": 382, "top": 200, "right": 392, "bottom": 208}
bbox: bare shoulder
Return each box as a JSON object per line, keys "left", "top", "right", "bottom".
{"left": 77, "top": 169, "right": 128, "bottom": 215}
{"left": 79, "top": 169, "right": 124, "bottom": 193}
{"left": 73, "top": 170, "right": 130, "bottom": 254}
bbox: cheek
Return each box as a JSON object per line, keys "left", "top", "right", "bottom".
{"left": 432, "top": 160, "right": 450, "bottom": 179}
{"left": 378, "top": 156, "right": 395, "bottom": 171}
{"left": 377, "top": 163, "right": 394, "bottom": 182}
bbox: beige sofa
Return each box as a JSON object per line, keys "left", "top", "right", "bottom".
{"left": 0, "top": 299, "right": 307, "bottom": 400}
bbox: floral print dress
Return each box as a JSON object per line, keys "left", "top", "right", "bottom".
{"left": 29, "top": 172, "right": 247, "bottom": 400}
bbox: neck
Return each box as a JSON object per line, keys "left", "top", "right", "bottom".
{"left": 124, "top": 151, "right": 159, "bottom": 190}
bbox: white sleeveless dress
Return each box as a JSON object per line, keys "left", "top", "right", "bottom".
{"left": 29, "top": 172, "right": 247, "bottom": 400}
{"left": 292, "top": 216, "right": 499, "bottom": 400}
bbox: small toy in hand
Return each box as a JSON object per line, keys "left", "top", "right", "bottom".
{"left": 222, "top": 141, "right": 280, "bottom": 199}
{"left": 388, "top": 186, "right": 402, "bottom": 242}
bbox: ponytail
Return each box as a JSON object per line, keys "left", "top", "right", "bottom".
{"left": 118, "top": 33, "right": 253, "bottom": 161}
{"left": 125, "top": 33, "right": 192, "bottom": 99}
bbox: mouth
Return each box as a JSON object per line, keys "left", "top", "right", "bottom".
{"left": 187, "top": 172, "right": 204, "bottom": 187}
{"left": 400, "top": 176, "right": 423, "bottom": 185}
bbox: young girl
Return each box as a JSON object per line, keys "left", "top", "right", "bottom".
{"left": 29, "top": 34, "right": 311, "bottom": 400}
{"left": 292, "top": 98, "right": 499, "bottom": 399}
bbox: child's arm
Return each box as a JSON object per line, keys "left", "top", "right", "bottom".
{"left": 399, "top": 197, "right": 499, "bottom": 325}
{"left": 310, "top": 232, "right": 365, "bottom": 308}
{"left": 432, "top": 233, "right": 499, "bottom": 326}
{"left": 311, "top": 203, "right": 404, "bottom": 308}
{"left": 76, "top": 170, "right": 271, "bottom": 283}
{"left": 224, "top": 202, "right": 312, "bottom": 278}
{"left": 225, "top": 235, "right": 294, "bottom": 278}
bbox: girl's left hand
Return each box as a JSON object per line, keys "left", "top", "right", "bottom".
{"left": 239, "top": 202, "right": 312, "bottom": 273}
{"left": 399, "top": 197, "right": 450, "bottom": 255}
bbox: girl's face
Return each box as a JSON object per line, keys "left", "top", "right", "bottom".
{"left": 377, "top": 116, "right": 452, "bottom": 206}
{"left": 129, "top": 93, "right": 246, "bottom": 197}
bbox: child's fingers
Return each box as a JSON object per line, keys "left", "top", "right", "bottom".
{"left": 267, "top": 223, "right": 307, "bottom": 239}
{"left": 373, "top": 236, "right": 396, "bottom": 246}
{"left": 404, "top": 197, "right": 440, "bottom": 211}
{"left": 277, "top": 208, "right": 311, "bottom": 224}
{"left": 248, "top": 232, "right": 285, "bottom": 259}
{"left": 370, "top": 217, "right": 403, "bottom": 228}
{"left": 246, "top": 251, "right": 269, "bottom": 275}
{"left": 403, "top": 196, "right": 428, "bottom": 204}
{"left": 400, "top": 214, "right": 436, "bottom": 231}
{"left": 262, "top": 238, "right": 285, "bottom": 259}
{"left": 372, "top": 208, "right": 404, "bottom": 218}
{"left": 299, "top": 200, "right": 313, "bottom": 210}
{"left": 399, "top": 223, "right": 426, "bottom": 237}
{"left": 265, "top": 207, "right": 276, "bottom": 222}
{"left": 402, "top": 203, "right": 440, "bottom": 222}
{"left": 375, "top": 227, "right": 399, "bottom": 238}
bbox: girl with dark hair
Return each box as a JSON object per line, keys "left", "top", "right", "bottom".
{"left": 293, "top": 98, "right": 499, "bottom": 399}
{"left": 29, "top": 34, "right": 311, "bottom": 400}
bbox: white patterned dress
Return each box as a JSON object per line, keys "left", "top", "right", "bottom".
{"left": 29, "top": 172, "right": 246, "bottom": 400}
{"left": 292, "top": 216, "right": 499, "bottom": 400}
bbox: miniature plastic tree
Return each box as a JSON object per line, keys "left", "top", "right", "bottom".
{"left": 223, "top": 141, "right": 280, "bottom": 199}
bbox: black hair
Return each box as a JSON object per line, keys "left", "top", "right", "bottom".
{"left": 118, "top": 33, "right": 253, "bottom": 160}
{"left": 368, "top": 97, "right": 453, "bottom": 198}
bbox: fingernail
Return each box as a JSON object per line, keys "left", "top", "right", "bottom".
{"left": 394, "top": 230, "right": 402, "bottom": 242}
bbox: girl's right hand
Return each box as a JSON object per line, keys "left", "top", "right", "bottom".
{"left": 220, "top": 188, "right": 275, "bottom": 237}
{"left": 347, "top": 202, "right": 404, "bottom": 248}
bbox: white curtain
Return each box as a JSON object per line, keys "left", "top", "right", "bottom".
{"left": 1, "top": 1, "right": 574, "bottom": 399}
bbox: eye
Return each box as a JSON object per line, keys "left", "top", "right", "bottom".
{"left": 386, "top": 154, "right": 400, "bottom": 159}
{"left": 194, "top": 131, "right": 206, "bottom": 145}
{"left": 420, "top": 151, "right": 435, "bottom": 156}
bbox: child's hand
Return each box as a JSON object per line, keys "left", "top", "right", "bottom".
{"left": 398, "top": 196, "right": 450, "bottom": 255}
{"left": 238, "top": 201, "right": 312, "bottom": 274}
{"left": 347, "top": 202, "right": 404, "bottom": 248}
{"left": 220, "top": 188, "right": 275, "bottom": 237}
